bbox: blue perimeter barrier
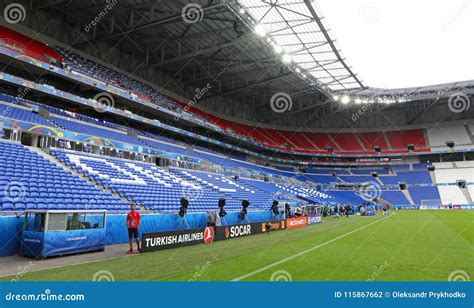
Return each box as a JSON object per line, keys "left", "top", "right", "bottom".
{"left": 0, "top": 210, "right": 276, "bottom": 257}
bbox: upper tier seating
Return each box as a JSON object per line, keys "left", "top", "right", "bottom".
{"left": 50, "top": 116, "right": 145, "bottom": 146}
{"left": 329, "top": 133, "right": 362, "bottom": 151}
{"left": 434, "top": 167, "right": 474, "bottom": 184}
{"left": 339, "top": 175, "right": 376, "bottom": 184}
{"left": 358, "top": 132, "right": 388, "bottom": 150}
{"left": 380, "top": 171, "right": 432, "bottom": 185}
{"left": 0, "top": 26, "right": 63, "bottom": 63}
{"left": 57, "top": 47, "right": 176, "bottom": 108}
{"left": 351, "top": 168, "right": 390, "bottom": 174}
{"left": 298, "top": 174, "right": 340, "bottom": 184}
{"left": 0, "top": 102, "right": 55, "bottom": 127}
{"left": 427, "top": 125, "right": 471, "bottom": 148}
{"left": 0, "top": 141, "right": 127, "bottom": 212}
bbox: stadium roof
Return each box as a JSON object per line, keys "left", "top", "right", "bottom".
{"left": 235, "top": 0, "right": 364, "bottom": 91}
{"left": 317, "top": 0, "right": 474, "bottom": 89}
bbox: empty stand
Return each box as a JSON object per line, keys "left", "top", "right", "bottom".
{"left": 427, "top": 125, "right": 471, "bottom": 147}
{"left": 437, "top": 186, "right": 469, "bottom": 205}
{"left": 0, "top": 141, "right": 127, "bottom": 212}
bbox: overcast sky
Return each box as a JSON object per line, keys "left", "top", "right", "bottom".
{"left": 317, "top": 0, "right": 474, "bottom": 89}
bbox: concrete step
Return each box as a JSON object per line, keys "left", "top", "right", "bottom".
{"left": 401, "top": 189, "right": 415, "bottom": 206}
{"left": 461, "top": 187, "right": 473, "bottom": 204}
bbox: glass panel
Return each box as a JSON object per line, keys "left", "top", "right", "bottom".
{"left": 24, "top": 213, "right": 46, "bottom": 232}
{"left": 47, "top": 213, "right": 68, "bottom": 231}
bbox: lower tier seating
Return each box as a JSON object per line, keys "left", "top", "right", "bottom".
{"left": 0, "top": 141, "right": 127, "bottom": 212}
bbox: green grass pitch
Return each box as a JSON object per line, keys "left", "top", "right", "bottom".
{"left": 2, "top": 210, "right": 473, "bottom": 281}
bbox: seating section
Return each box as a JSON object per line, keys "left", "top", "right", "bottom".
{"left": 437, "top": 186, "right": 468, "bottom": 205}
{"left": 57, "top": 47, "right": 176, "bottom": 108}
{"left": 434, "top": 168, "right": 474, "bottom": 184}
{"left": 427, "top": 125, "right": 471, "bottom": 147}
{"left": 0, "top": 26, "right": 63, "bottom": 63}
{"left": 358, "top": 132, "right": 388, "bottom": 150}
{"left": 350, "top": 168, "right": 389, "bottom": 175}
{"left": 51, "top": 116, "right": 145, "bottom": 146}
{"left": 328, "top": 133, "right": 362, "bottom": 151}
{"left": 409, "top": 186, "right": 441, "bottom": 205}
{"left": 380, "top": 190, "right": 410, "bottom": 205}
{"left": 385, "top": 129, "right": 427, "bottom": 150}
{"left": 339, "top": 175, "right": 376, "bottom": 184}
{"left": 51, "top": 149, "right": 274, "bottom": 212}
{"left": 380, "top": 171, "right": 432, "bottom": 185}
{"left": 325, "top": 190, "right": 369, "bottom": 205}
{"left": 175, "top": 98, "right": 430, "bottom": 154}
{"left": 0, "top": 141, "right": 127, "bottom": 212}
{"left": 171, "top": 169, "right": 272, "bottom": 210}
{"left": 7, "top": 26, "right": 474, "bottom": 158}
{"left": 0, "top": 103, "right": 55, "bottom": 127}
{"left": 298, "top": 174, "right": 340, "bottom": 184}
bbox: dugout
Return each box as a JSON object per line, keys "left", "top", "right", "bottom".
{"left": 20, "top": 210, "right": 107, "bottom": 259}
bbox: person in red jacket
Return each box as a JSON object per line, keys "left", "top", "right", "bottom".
{"left": 126, "top": 203, "right": 141, "bottom": 254}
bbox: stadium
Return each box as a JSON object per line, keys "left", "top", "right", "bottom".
{"left": 0, "top": 0, "right": 472, "bottom": 286}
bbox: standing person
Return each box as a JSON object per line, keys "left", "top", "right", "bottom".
{"left": 345, "top": 204, "right": 351, "bottom": 217}
{"left": 126, "top": 203, "right": 142, "bottom": 254}
{"left": 294, "top": 204, "right": 303, "bottom": 217}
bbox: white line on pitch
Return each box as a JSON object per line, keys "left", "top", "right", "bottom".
{"left": 231, "top": 213, "right": 396, "bottom": 281}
